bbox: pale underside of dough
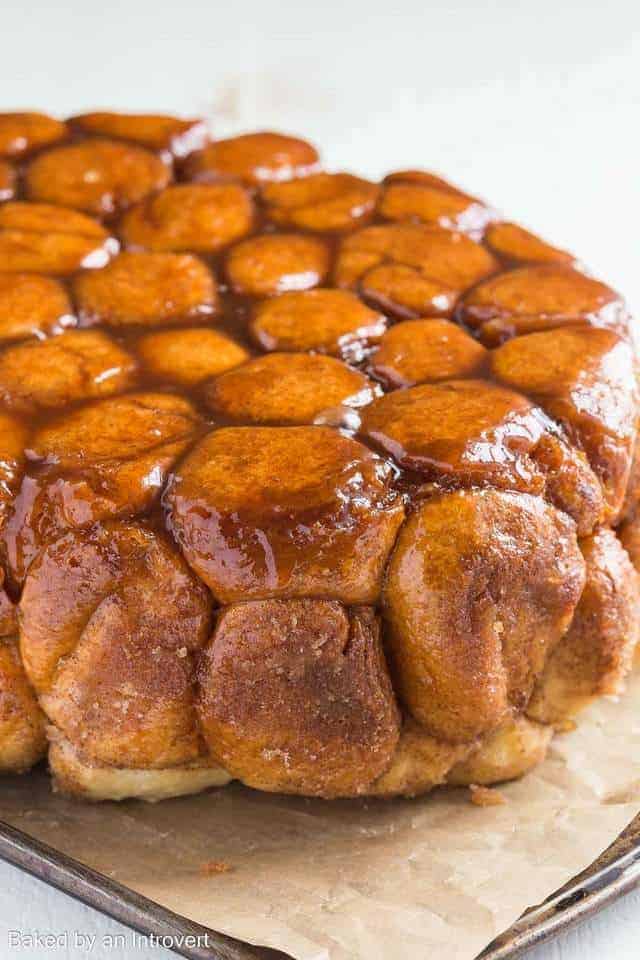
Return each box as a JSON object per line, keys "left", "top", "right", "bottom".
{"left": 48, "top": 734, "right": 232, "bottom": 802}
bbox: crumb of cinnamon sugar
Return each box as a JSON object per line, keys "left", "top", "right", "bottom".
{"left": 200, "top": 860, "right": 233, "bottom": 876}
{"left": 469, "top": 784, "right": 507, "bottom": 807}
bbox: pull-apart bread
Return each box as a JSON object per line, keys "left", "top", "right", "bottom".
{"left": 0, "top": 112, "right": 638, "bottom": 800}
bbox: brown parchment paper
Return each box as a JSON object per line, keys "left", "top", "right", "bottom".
{"left": 2, "top": 672, "right": 640, "bottom": 960}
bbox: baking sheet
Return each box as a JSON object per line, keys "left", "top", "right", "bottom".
{"left": 3, "top": 804, "right": 640, "bottom": 960}
{"left": 2, "top": 672, "right": 640, "bottom": 960}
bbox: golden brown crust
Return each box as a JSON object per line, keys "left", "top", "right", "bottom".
{"left": 359, "top": 378, "right": 604, "bottom": 533}
{"left": 225, "top": 233, "right": 329, "bottom": 296}
{"left": 0, "top": 330, "right": 137, "bottom": 413}
{"left": 368, "top": 318, "right": 487, "bottom": 388}
{"left": 378, "top": 179, "right": 494, "bottom": 237}
{"left": 360, "top": 380, "right": 544, "bottom": 487}
{"left": 0, "top": 112, "right": 67, "bottom": 158}
{"left": 262, "top": 172, "right": 379, "bottom": 232}
{"left": 0, "top": 274, "right": 73, "bottom": 343}
{"left": 382, "top": 489, "right": 585, "bottom": 742}
{"left": 250, "top": 288, "right": 386, "bottom": 358}
{"left": 137, "top": 327, "right": 249, "bottom": 386}
{"left": 621, "top": 440, "right": 640, "bottom": 522}
{"left": 19, "top": 522, "right": 212, "bottom": 767}
{"left": 618, "top": 507, "right": 640, "bottom": 571}
{"left": 165, "top": 426, "right": 405, "bottom": 604}
{"left": 0, "top": 569, "right": 17, "bottom": 637}
{"left": 484, "top": 222, "right": 576, "bottom": 267}
{"left": 457, "top": 264, "right": 628, "bottom": 345}
{"left": 119, "top": 183, "right": 254, "bottom": 253}
{"left": 448, "top": 716, "right": 553, "bottom": 786}
{"left": 73, "top": 251, "right": 218, "bottom": 326}
{"left": 69, "top": 112, "right": 208, "bottom": 158}
{"left": 527, "top": 528, "right": 640, "bottom": 724}
{"left": 335, "top": 223, "right": 498, "bottom": 317}
{"left": 491, "top": 325, "right": 638, "bottom": 522}
{"left": 383, "top": 169, "right": 476, "bottom": 194}
{"left": 2, "top": 393, "right": 201, "bottom": 586}
{"left": 30, "top": 391, "right": 200, "bottom": 475}
{"left": 0, "top": 161, "right": 15, "bottom": 201}
{"left": 0, "top": 200, "right": 108, "bottom": 237}
{"left": 197, "top": 600, "right": 400, "bottom": 797}
{"left": 369, "top": 720, "right": 472, "bottom": 797}
{"left": 0, "top": 636, "right": 47, "bottom": 773}
{"left": 345, "top": 678, "right": 556, "bottom": 794}
{"left": 204, "top": 352, "right": 378, "bottom": 425}
{"left": 0, "top": 202, "right": 117, "bottom": 274}
{"left": 0, "top": 411, "right": 28, "bottom": 534}
{"left": 184, "top": 131, "right": 320, "bottom": 185}
{"left": 25, "top": 139, "right": 171, "bottom": 215}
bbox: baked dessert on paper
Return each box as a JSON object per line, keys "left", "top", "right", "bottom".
{"left": 0, "top": 110, "right": 638, "bottom": 801}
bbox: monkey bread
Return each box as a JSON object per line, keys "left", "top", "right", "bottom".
{"left": 0, "top": 109, "right": 637, "bottom": 801}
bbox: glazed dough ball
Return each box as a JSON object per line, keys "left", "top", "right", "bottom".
{"left": 457, "top": 264, "right": 629, "bottom": 345}
{"left": 0, "top": 636, "right": 47, "bottom": 773}
{"left": 204, "top": 352, "right": 378, "bottom": 425}
{"left": 621, "top": 441, "right": 640, "bottom": 522}
{"left": 119, "top": 183, "right": 254, "bottom": 253}
{"left": 447, "top": 716, "right": 553, "bottom": 786}
{"left": 359, "top": 378, "right": 558, "bottom": 485}
{"left": 334, "top": 223, "right": 498, "bottom": 318}
{"left": 48, "top": 735, "right": 231, "bottom": 802}
{"left": 369, "top": 720, "right": 472, "bottom": 798}
{"left": 1, "top": 566, "right": 46, "bottom": 775}
{"left": 262, "top": 172, "right": 379, "bottom": 232}
{"left": 20, "top": 522, "right": 212, "bottom": 768}
{"left": 0, "top": 410, "right": 27, "bottom": 466}
{"left": 30, "top": 392, "right": 199, "bottom": 479}
{"left": 0, "top": 570, "right": 17, "bottom": 637}
{"left": 527, "top": 528, "right": 640, "bottom": 724}
{"left": 0, "top": 411, "right": 28, "bottom": 532}
{"left": 0, "top": 273, "right": 73, "bottom": 344}
{"left": 25, "top": 139, "right": 170, "bottom": 216}
{"left": 359, "top": 378, "right": 604, "bottom": 534}
{"left": 619, "top": 508, "right": 640, "bottom": 571}
{"left": 368, "top": 318, "right": 487, "bottom": 388}
{"left": 250, "top": 288, "right": 386, "bottom": 357}
{"left": 384, "top": 169, "right": 477, "bottom": 192}
{"left": 226, "top": 233, "right": 329, "bottom": 296}
{"left": 0, "top": 161, "right": 15, "bottom": 201}
{"left": 184, "top": 131, "right": 319, "bottom": 185}
{"left": 136, "top": 327, "right": 249, "bottom": 386}
{"left": 69, "top": 112, "right": 208, "bottom": 159}
{"left": 371, "top": 713, "right": 553, "bottom": 796}
{"left": 33, "top": 388, "right": 197, "bottom": 466}
{"left": 5, "top": 393, "right": 201, "bottom": 584}
{"left": 0, "top": 330, "right": 136, "bottom": 413}
{"left": 0, "top": 200, "right": 110, "bottom": 237}
{"left": 484, "top": 222, "right": 575, "bottom": 268}
{"left": 0, "top": 202, "right": 117, "bottom": 274}
{"left": 382, "top": 488, "right": 585, "bottom": 742}
{"left": 0, "top": 112, "right": 67, "bottom": 158}
{"left": 165, "top": 426, "right": 405, "bottom": 604}
{"left": 491, "top": 325, "right": 638, "bottom": 522}
{"left": 378, "top": 170, "right": 494, "bottom": 238}
{"left": 197, "top": 600, "right": 400, "bottom": 797}
{"left": 73, "top": 252, "right": 218, "bottom": 326}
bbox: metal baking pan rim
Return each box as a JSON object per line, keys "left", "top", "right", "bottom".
{"left": 2, "top": 815, "right": 640, "bottom": 960}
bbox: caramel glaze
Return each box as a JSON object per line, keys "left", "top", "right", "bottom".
{"left": 0, "top": 110, "right": 639, "bottom": 796}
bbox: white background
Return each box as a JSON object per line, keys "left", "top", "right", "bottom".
{"left": 1, "top": 0, "right": 639, "bottom": 956}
